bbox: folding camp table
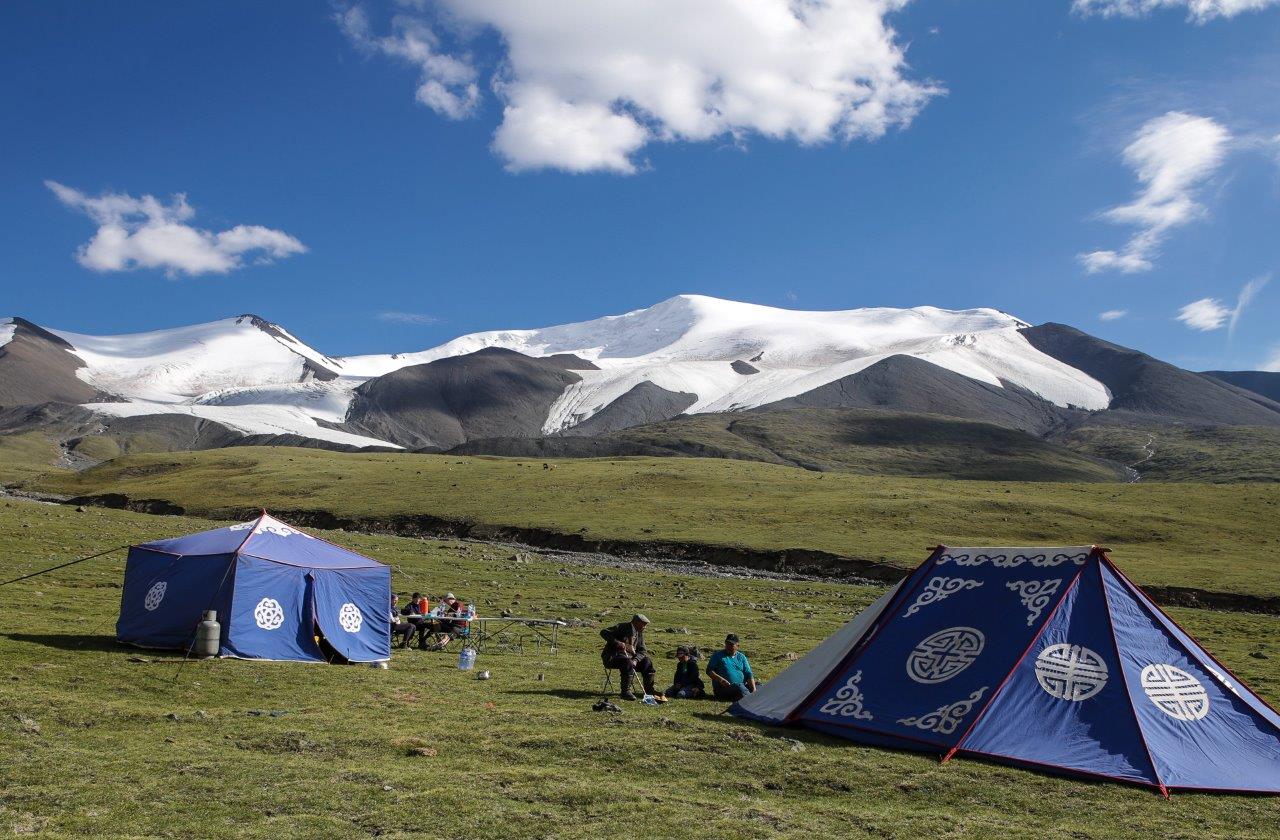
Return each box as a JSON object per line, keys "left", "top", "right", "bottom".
{"left": 468, "top": 617, "right": 567, "bottom": 655}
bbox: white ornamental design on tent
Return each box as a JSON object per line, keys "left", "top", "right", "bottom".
{"left": 337, "top": 603, "right": 363, "bottom": 633}
{"left": 1006, "top": 579, "right": 1062, "bottom": 627}
{"left": 902, "top": 577, "right": 983, "bottom": 618}
{"left": 254, "top": 597, "right": 285, "bottom": 631}
{"left": 1035, "top": 643, "right": 1108, "bottom": 701}
{"left": 906, "top": 627, "right": 985, "bottom": 684}
{"left": 229, "top": 519, "right": 314, "bottom": 539}
{"left": 1141, "top": 664, "right": 1210, "bottom": 721}
{"left": 818, "top": 671, "right": 873, "bottom": 720}
{"left": 143, "top": 581, "right": 167, "bottom": 611}
{"left": 936, "top": 552, "right": 1089, "bottom": 569}
{"left": 897, "top": 687, "right": 989, "bottom": 734}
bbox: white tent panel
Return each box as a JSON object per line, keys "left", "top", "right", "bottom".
{"left": 734, "top": 581, "right": 901, "bottom": 724}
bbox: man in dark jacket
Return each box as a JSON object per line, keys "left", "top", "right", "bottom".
{"left": 600, "top": 614, "right": 664, "bottom": 702}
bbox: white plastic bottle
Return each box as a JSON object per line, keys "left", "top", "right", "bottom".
{"left": 457, "top": 646, "right": 476, "bottom": 671}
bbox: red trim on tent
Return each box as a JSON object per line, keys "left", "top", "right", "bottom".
{"left": 1097, "top": 552, "right": 1168, "bottom": 798}
{"left": 237, "top": 551, "right": 377, "bottom": 571}
{"left": 956, "top": 746, "right": 1164, "bottom": 792}
{"left": 1102, "top": 552, "right": 1280, "bottom": 738}
{"left": 788, "top": 545, "right": 946, "bottom": 723}
{"left": 945, "top": 558, "right": 1091, "bottom": 763}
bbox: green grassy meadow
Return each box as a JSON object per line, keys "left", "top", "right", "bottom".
{"left": 25, "top": 446, "right": 1280, "bottom": 598}
{"left": 1, "top": 499, "right": 1279, "bottom": 838}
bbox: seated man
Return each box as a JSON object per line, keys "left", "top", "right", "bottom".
{"left": 706, "top": 633, "right": 757, "bottom": 702}
{"left": 600, "top": 614, "right": 665, "bottom": 702}
{"left": 401, "top": 591, "right": 432, "bottom": 648}
{"left": 389, "top": 594, "right": 415, "bottom": 648}
{"left": 665, "top": 645, "right": 705, "bottom": 699}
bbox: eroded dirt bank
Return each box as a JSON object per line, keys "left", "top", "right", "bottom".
{"left": 17, "top": 488, "right": 1280, "bottom": 615}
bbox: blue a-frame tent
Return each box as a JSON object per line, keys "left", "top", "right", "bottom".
{"left": 117, "top": 512, "right": 390, "bottom": 663}
{"left": 733, "top": 546, "right": 1280, "bottom": 794}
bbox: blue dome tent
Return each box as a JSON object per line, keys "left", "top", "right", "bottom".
{"left": 733, "top": 546, "right": 1280, "bottom": 795}
{"left": 117, "top": 511, "right": 391, "bottom": 663}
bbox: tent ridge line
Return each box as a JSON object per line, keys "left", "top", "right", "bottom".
{"left": 1097, "top": 552, "right": 1168, "bottom": 797}
{"left": 233, "top": 510, "right": 268, "bottom": 555}
{"left": 788, "top": 545, "right": 948, "bottom": 723}
{"left": 945, "top": 556, "right": 1091, "bottom": 763}
{"left": 1102, "top": 552, "right": 1280, "bottom": 745}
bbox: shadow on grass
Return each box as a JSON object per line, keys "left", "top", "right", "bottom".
{"left": 502, "top": 688, "right": 610, "bottom": 700}
{"left": 3, "top": 632, "right": 158, "bottom": 654}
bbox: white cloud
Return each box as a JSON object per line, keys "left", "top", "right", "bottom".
{"left": 1228, "top": 274, "right": 1270, "bottom": 338}
{"left": 1263, "top": 346, "right": 1280, "bottom": 372}
{"left": 1079, "top": 112, "right": 1231, "bottom": 274}
{"left": 1072, "top": 0, "right": 1280, "bottom": 23}
{"left": 1099, "top": 309, "right": 1128, "bottom": 321}
{"left": 47, "top": 182, "right": 306, "bottom": 277}
{"left": 375, "top": 311, "right": 440, "bottom": 324}
{"left": 337, "top": 6, "right": 480, "bottom": 120}
{"left": 1177, "top": 297, "right": 1231, "bottom": 331}
{"left": 340, "top": 1, "right": 941, "bottom": 173}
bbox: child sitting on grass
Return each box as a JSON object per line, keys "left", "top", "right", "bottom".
{"left": 665, "top": 645, "right": 705, "bottom": 699}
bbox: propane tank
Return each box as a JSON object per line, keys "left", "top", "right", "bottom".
{"left": 195, "top": 610, "right": 220, "bottom": 658}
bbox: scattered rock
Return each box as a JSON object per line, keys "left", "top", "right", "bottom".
{"left": 727, "top": 729, "right": 758, "bottom": 743}
{"left": 195, "top": 710, "right": 209, "bottom": 719}
{"left": 75, "top": 505, "right": 86, "bottom": 513}
{"left": 1251, "top": 651, "right": 1269, "bottom": 660}
{"left": 165, "top": 713, "right": 179, "bottom": 721}
{"left": 778, "top": 737, "right": 806, "bottom": 752}
{"left": 15, "top": 714, "right": 40, "bottom": 734}
{"left": 663, "top": 627, "right": 691, "bottom": 635}
{"left": 408, "top": 746, "right": 437, "bottom": 757}
{"left": 774, "top": 652, "right": 798, "bottom": 661}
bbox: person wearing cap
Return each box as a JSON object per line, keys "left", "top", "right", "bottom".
{"left": 599, "top": 614, "right": 665, "bottom": 702}
{"left": 665, "top": 645, "right": 705, "bottom": 699}
{"left": 706, "top": 634, "right": 756, "bottom": 702}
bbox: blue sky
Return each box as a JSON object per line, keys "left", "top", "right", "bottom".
{"left": 2, "top": 0, "right": 1278, "bottom": 371}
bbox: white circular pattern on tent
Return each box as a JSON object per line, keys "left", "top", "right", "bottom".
{"left": 254, "top": 597, "right": 285, "bottom": 631}
{"left": 906, "top": 626, "right": 985, "bottom": 684}
{"left": 1035, "top": 644, "right": 1108, "bottom": 701}
{"left": 143, "top": 581, "right": 167, "bottom": 611}
{"left": 338, "top": 603, "right": 362, "bottom": 633}
{"left": 1141, "top": 664, "right": 1210, "bottom": 721}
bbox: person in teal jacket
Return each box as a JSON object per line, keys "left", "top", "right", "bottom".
{"left": 706, "top": 633, "right": 757, "bottom": 701}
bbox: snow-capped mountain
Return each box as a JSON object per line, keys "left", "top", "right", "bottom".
{"left": 3, "top": 296, "right": 1278, "bottom": 453}
{"left": 342, "top": 295, "right": 1110, "bottom": 435}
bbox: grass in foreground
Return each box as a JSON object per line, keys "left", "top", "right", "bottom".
{"left": 27, "top": 446, "right": 1280, "bottom": 598}
{"left": 1, "top": 500, "right": 1279, "bottom": 838}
